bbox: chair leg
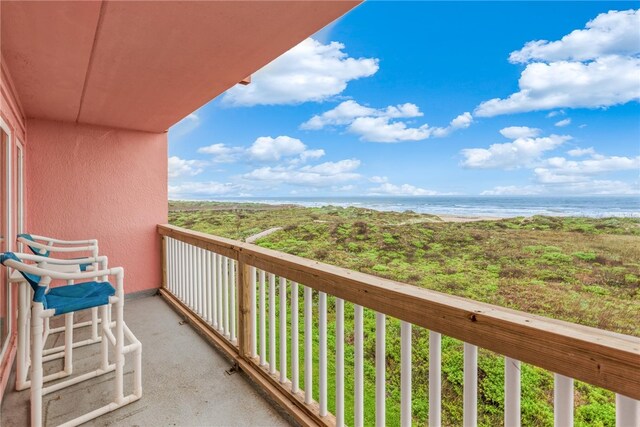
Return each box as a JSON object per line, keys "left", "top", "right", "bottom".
{"left": 91, "top": 307, "right": 99, "bottom": 341}
{"left": 100, "top": 305, "right": 109, "bottom": 370}
{"left": 16, "top": 282, "right": 28, "bottom": 390}
{"left": 114, "top": 295, "right": 125, "bottom": 405}
{"left": 64, "top": 313, "right": 73, "bottom": 374}
{"left": 30, "top": 303, "right": 44, "bottom": 427}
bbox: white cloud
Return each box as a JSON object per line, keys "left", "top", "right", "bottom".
{"left": 567, "top": 147, "right": 596, "bottom": 157}
{"left": 168, "top": 156, "right": 206, "bottom": 178}
{"left": 197, "top": 143, "right": 244, "bottom": 163}
{"left": 300, "top": 100, "right": 423, "bottom": 130}
{"left": 480, "top": 185, "right": 543, "bottom": 196}
{"left": 534, "top": 154, "right": 640, "bottom": 183}
{"left": 168, "top": 181, "right": 248, "bottom": 199}
{"left": 369, "top": 182, "right": 440, "bottom": 196}
{"left": 431, "top": 112, "right": 474, "bottom": 137}
{"left": 555, "top": 118, "right": 572, "bottom": 127}
{"left": 369, "top": 176, "right": 389, "bottom": 183}
{"left": 475, "top": 56, "right": 640, "bottom": 116}
{"left": 460, "top": 129, "right": 570, "bottom": 169}
{"left": 348, "top": 116, "right": 432, "bottom": 143}
{"left": 546, "top": 110, "right": 565, "bottom": 118}
{"left": 475, "top": 10, "right": 640, "bottom": 117}
{"left": 197, "top": 136, "right": 325, "bottom": 164}
{"left": 299, "top": 149, "right": 326, "bottom": 162}
{"left": 242, "top": 159, "right": 361, "bottom": 187}
{"left": 499, "top": 126, "right": 541, "bottom": 139}
{"left": 248, "top": 136, "right": 307, "bottom": 161}
{"left": 509, "top": 9, "right": 640, "bottom": 63}
{"left": 302, "top": 100, "right": 472, "bottom": 143}
{"left": 222, "top": 38, "right": 379, "bottom": 106}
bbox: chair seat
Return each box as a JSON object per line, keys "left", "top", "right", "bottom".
{"left": 45, "top": 281, "right": 115, "bottom": 315}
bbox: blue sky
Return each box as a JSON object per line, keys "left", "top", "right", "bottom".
{"left": 168, "top": 2, "right": 640, "bottom": 199}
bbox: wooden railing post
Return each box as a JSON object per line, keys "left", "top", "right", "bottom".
{"left": 161, "top": 235, "right": 167, "bottom": 289}
{"left": 237, "top": 255, "right": 252, "bottom": 359}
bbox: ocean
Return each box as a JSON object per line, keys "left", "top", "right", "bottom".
{"left": 211, "top": 196, "right": 640, "bottom": 218}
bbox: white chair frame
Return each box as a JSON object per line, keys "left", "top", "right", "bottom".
{"left": 3, "top": 253, "right": 142, "bottom": 427}
{"left": 11, "top": 255, "right": 107, "bottom": 391}
{"left": 12, "top": 236, "right": 104, "bottom": 391}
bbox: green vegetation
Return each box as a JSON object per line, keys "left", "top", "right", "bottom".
{"left": 169, "top": 201, "right": 640, "bottom": 426}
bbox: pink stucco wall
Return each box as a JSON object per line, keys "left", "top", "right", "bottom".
{"left": 26, "top": 119, "right": 168, "bottom": 294}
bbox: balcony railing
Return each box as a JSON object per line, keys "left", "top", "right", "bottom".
{"left": 157, "top": 224, "right": 639, "bottom": 427}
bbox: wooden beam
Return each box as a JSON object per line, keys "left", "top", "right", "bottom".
{"left": 157, "top": 223, "right": 640, "bottom": 400}
{"left": 239, "top": 75, "right": 251, "bottom": 85}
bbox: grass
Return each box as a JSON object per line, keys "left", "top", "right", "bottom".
{"left": 169, "top": 201, "right": 640, "bottom": 426}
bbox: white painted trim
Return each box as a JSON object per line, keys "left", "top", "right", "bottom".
{"left": 0, "top": 115, "right": 13, "bottom": 362}
{"left": 16, "top": 139, "right": 24, "bottom": 238}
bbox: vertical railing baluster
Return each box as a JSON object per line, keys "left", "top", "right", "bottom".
{"left": 319, "top": 291, "right": 328, "bottom": 417}
{"left": 291, "top": 281, "right": 299, "bottom": 394}
{"left": 167, "top": 238, "right": 172, "bottom": 292}
{"left": 269, "top": 273, "right": 276, "bottom": 375}
{"left": 199, "top": 248, "right": 205, "bottom": 316}
{"left": 554, "top": 374, "right": 573, "bottom": 427}
{"left": 169, "top": 238, "right": 178, "bottom": 295}
{"left": 464, "top": 343, "right": 478, "bottom": 427}
{"left": 216, "top": 253, "right": 223, "bottom": 330}
{"left": 429, "top": 331, "right": 442, "bottom": 427}
{"left": 184, "top": 242, "right": 189, "bottom": 303}
{"left": 401, "top": 321, "right": 412, "bottom": 427}
{"left": 166, "top": 238, "right": 172, "bottom": 292}
{"left": 250, "top": 267, "right": 257, "bottom": 358}
{"left": 279, "top": 277, "right": 287, "bottom": 383}
{"left": 304, "top": 286, "right": 313, "bottom": 405}
{"left": 230, "top": 259, "right": 237, "bottom": 343}
{"left": 336, "top": 298, "right": 345, "bottom": 427}
{"left": 376, "top": 312, "right": 385, "bottom": 427}
{"left": 354, "top": 304, "right": 364, "bottom": 427}
{"left": 205, "top": 250, "right": 211, "bottom": 324}
{"left": 179, "top": 241, "right": 185, "bottom": 301}
{"left": 223, "top": 256, "right": 229, "bottom": 338}
{"left": 189, "top": 244, "right": 195, "bottom": 310}
{"left": 192, "top": 246, "right": 197, "bottom": 312}
{"left": 505, "top": 357, "right": 521, "bottom": 427}
{"left": 201, "top": 248, "right": 206, "bottom": 317}
{"left": 211, "top": 252, "right": 218, "bottom": 329}
{"left": 259, "top": 270, "right": 266, "bottom": 366}
{"left": 616, "top": 394, "right": 640, "bottom": 427}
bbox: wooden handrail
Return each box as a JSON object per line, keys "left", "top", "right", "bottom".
{"left": 158, "top": 224, "right": 640, "bottom": 400}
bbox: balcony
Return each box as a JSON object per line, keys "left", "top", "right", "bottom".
{"left": 1, "top": 294, "right": 290, "bottom": 426}
{"left": 3, "top": 224, "right": 639, "bottom": 426}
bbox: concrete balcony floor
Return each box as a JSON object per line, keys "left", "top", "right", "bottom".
{"left": 1, "top": 295, "right": 290, "bottom": 426}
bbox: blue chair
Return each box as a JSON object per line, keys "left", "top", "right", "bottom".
{"left": 0, "top": 252, "right": 142, "bottom": 427}
{"left": 17, "top": 233, "right": 98, "bottom": 272}
{"left": 12, "top": 235, "right": 104, "bottom": 391}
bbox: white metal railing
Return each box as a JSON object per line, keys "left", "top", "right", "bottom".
{"left": 165, "top": 237, "right": 238, "bottom": 346}
{"left": 159, "top": 225, "right": 640, "bottom": 427}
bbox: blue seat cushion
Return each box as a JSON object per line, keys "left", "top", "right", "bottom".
{"left": 45, "top": 281, "right": 115, "bottom": 315}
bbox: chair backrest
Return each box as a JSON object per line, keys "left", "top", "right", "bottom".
{"left": 0, "top": 252, "right": 46, "bottom": 303}
{"left": 17, "top": 233, "right": 50, "bottom": 257}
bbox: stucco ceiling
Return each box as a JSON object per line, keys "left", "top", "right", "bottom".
{"left": 1, "top": 1, "right": 360, "bottom": 133}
